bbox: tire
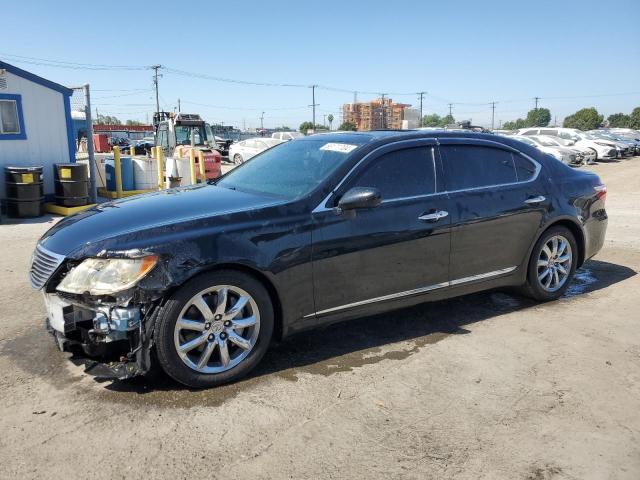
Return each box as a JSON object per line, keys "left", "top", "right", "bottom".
{"left": 154, "top": 270, "right": 274, "bottom": 388}
{"left": 520, "top": 226, "right": 578, "bottom": 302}
{"left": 233, "top": 153, "right": 243, "bottom": 165}
{"left": 588, "top": 147, "right": 598, "bottom": 163}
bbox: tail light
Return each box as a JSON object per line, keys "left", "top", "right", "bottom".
{"left": 594, "top": 184, "right": 607, "bottom": 204}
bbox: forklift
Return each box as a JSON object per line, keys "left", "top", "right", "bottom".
{"left": 153, "top": 112, "right": 222, "bottom": 180}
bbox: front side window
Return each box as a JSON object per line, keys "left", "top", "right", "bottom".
{"left": 346, "top": 147, "right": 435, "bottom": 200}
{"left": 0, "top": 99, "right": 20, "bottom": 134}
{"left": 440, "top": 145, "right": 517, "bottom": 191}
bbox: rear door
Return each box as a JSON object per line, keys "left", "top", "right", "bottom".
{"left": 438, "top": 138, "right": 546, "bottom": 282}
{"left": 311, "top": 140, "right": 451, "bottom": 317}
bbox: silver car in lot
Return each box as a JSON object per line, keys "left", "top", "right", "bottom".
{"left": 518, "top": 127, "right": 619, "bottom": 161}
{"left": 513, "top": 135, "right": 583, "bottom": 166}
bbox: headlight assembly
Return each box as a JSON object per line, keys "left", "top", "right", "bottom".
{"left": 57, "top": 256, "right": 158, "bottom": 295}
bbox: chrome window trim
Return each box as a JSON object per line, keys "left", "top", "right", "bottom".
{"left": 304, "top": 266, "right": 517, "bottom": 318}
{"left": 312, "top": 138, "right": 541, "bottom": 214}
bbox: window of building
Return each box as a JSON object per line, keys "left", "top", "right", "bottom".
{"left": 440, "top": 145, "right": 517, "bottom": 191}
{"left": 346, "top": 147, "right": 435, "bottom": 200}
{"left": 0, "top": 94, "right": 25, "bottom": 139}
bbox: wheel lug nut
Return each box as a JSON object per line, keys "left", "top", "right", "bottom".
{"left": 208, "top": 334, "right": 215, "bottom": 341}
{"left": 223, "top": 320, "right": 231, "bottom": 327}
{"left": 204, "top": 323, "right": 211, "bottom": 329}
{"left": 214, "top": 314, "right": 222, "bottom": 320}
{"left": 220, "top": 332, "right": 227, "bottom": 340}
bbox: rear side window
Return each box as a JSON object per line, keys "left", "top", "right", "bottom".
{"left": 347, "top": 147, "right": 435, "bottom": 200}
{"left": 540, "top": 129, "right": 557, "bottom": 136}
{"left": 513, "top": 154, "right": 537, "bottom": 182}
{"left": 440, "top": 145, "right": 517, "bottom": 191}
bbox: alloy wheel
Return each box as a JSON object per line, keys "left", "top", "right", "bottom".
{"left": 537, "top": 235, "right": 572, "bottom": 292}
{"left": 173, "top": 285, "right": 260, "bottom": 374}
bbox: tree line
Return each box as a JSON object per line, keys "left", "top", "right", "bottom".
{"left": 93, "top": 114, "right": 145, "bottom": 126}
{"left": 500, "top": 106, "right": 640, "bottom": 131}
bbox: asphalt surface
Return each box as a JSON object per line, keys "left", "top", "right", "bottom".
{"left": 1, "top": 157, "right": 639, "bottom": 479}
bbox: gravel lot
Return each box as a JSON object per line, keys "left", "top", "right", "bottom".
{"left": 1, "top": 157, "right": 639, "bottom": 480}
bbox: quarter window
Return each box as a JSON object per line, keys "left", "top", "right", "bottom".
{"left": 440, "top": 145, "right": 517, "bottom": 190}
{"left": 0, "top": 99, "right": 20, "bottom": 135}
{"left": 513, "top": 154, "right": 537, "bottom": 182}
{"left": 346, "top": 147, "right": 435, "bottom": 200}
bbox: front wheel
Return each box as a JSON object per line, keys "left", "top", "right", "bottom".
{"left": 521, "top": 226, "right": 578, "bottom": 301}
{"left": 233, "top": 153, "right": 243, "bottom": 165}
{"left": 154, "top": 270, "right": 274, "bottom": 388}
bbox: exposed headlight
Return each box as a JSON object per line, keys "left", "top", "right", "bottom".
{"left": 57, "top": 256, "right": 158, "bottom": 295}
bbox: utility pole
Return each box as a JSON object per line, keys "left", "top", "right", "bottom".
{"left": 418, "top": 91, "right": 426, "bottom": 127}
{"left": 534, "top": 96, "right": 540, "bottom": 110}
{"left": 309, "top": 85, "right": 319, "bottom": 128}
{"left": 380, "top": 93, "right": 387, "bottom": 129}
{"left": 260, "top": 112, "right": 265, "bottom": 131}
{"left": 323, "top": 114, "right": 327, "bottom": 127}
{"left": 152, "top": 64, "right": 162, "bottom": 120}
{"left": 490, "top": 101, "right": 497, "bottom": 130}
{"left": 448, "top": 103, "right": 453, "bottom": 117}
{"left": 178, "top": 98, "right": 181, "bottom": 113}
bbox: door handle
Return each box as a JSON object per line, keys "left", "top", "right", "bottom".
{"left": 418, "top": 210, "right": 449, "bottom": 222}
{"left": 524, "top": 195, "right": 546, "bottom": 205}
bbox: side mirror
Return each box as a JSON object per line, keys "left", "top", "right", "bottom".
{"left": 337, "top": 187, "right": 382, "bottom": 211}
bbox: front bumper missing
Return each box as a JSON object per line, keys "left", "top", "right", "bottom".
{"left": 44, "top": 293, "right": 159, "bottom": 380}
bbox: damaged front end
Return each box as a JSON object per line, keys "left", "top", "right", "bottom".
{"left": 35, "top": 246, "right": 172, "bottom": 381}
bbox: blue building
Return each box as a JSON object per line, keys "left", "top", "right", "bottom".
{"left": 0, "top": 60, "right": 75, "bottom": 200}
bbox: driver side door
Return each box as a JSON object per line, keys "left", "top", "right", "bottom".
{"left": 310, "top": 140, "right": 451, "bottom": 321}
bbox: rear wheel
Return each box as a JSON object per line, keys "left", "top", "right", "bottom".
{"left": 521, "top": 226, "right": 578, "bottom": 301}
{"left": 233, "top": 153, "right": 243, "bottom": 165}
{"left": 154, "top": 270, "right": 274, "bottom": 388}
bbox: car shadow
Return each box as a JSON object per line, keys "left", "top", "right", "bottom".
{"left": 103, "top": 259, "right": 636, "bottom": 396}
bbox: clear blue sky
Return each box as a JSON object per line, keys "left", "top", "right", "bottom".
{"left": 3, "top": 0, "right": 639, "bottom": 129}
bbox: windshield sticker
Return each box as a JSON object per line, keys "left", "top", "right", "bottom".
{"left": 320, "top": 143, "right": 358, "bottom": 154}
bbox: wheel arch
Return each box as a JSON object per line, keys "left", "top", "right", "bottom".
{"left": 532, "top": 217, "right": 586, "bottom": 268}
{"left": 194, "top": 262, "right": 284, "bottom": 341}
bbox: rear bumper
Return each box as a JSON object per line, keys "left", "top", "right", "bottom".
{"left": 583, "top": 210, "right": 608, "bottom": 263}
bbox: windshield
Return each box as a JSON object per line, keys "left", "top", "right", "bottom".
{"left": 175, "top": 125, "right": 207, "bottom": 146}
{"left": 216, "top": 138, "right": 367, "bottom": 199}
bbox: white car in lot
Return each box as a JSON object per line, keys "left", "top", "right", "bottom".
{"left": 535, "top": 135, "right": 596, "bottom": 164}
{"left": 512, "top": 135, "right": 582, "bottom": 166}
{"left": 229, "top": 137, "right": 284, "bottom": 164}
{"left": 517, "top": 127, "right": 619, "bottom": 161}
{"left": 272, "top": 131, "right": 304, "bottom": 141}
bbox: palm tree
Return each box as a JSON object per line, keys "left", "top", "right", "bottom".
{"left": 327, "top": 114, "right": 334, "bottom": 131}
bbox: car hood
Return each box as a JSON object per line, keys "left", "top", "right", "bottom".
{"left": 40, "top": 184, "right": 283, "bottom": 256}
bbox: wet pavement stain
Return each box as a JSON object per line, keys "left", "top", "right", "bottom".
{"left": 1, "top": 259, "right": 634, "bottom": 409}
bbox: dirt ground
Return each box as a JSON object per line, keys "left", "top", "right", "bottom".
{"left": 1, "top": 157, "right": 639, "bottom": 480}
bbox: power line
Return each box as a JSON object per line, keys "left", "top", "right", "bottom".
{"left": 4, "top": 52, "right": 640, "bottom": 112}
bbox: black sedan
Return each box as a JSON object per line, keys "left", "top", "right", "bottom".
{"left": 31, "top": 131, "right": 608, "bottom": 388}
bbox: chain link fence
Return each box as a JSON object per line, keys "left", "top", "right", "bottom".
{"left": 69, "top": 85, "right": 97, "bottom": 202}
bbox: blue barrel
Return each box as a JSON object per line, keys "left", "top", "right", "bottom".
{"left": 105, "top": 156, "right": 134, "bottom": 191}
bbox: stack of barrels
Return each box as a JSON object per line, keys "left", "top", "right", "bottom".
{"left": 3, "top": 163, "right": 89, "bottom": 218}
{"left": 53, "top": 163, "right": 89, "bottom": 207}
{"left": 4, "top": 166, "right": 44, "bottom": 218}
